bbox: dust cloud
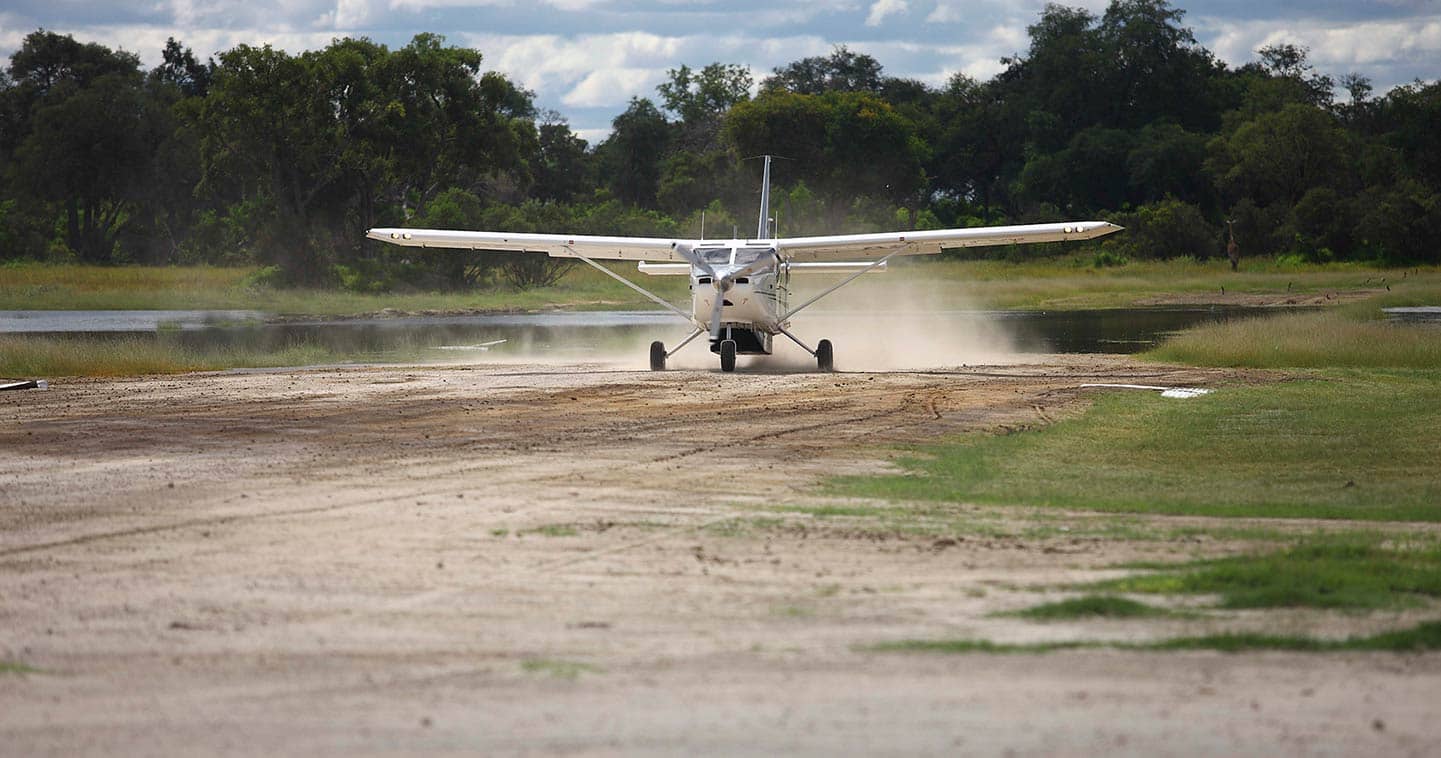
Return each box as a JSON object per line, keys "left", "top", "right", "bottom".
{"left": 421, "top": 272, "right": 1028, "bottom": 373}
{"left": 764, "top": 274, "right": 1026, "bottom": 371}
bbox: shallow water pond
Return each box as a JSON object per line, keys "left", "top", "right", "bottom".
{"left": 0, "top": 306, "right": 1282, "bottom": 363}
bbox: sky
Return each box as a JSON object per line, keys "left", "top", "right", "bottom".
{"left": 1, "top": 1, "right": 1438, "bottom": 143}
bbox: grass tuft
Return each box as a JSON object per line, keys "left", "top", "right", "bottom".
{"left": 519, "top": 658, "right": 602, "bottom": 679}
{"left": 0, "top": 660, "right": 39, "bottom": 675}
{"left": 869, "top": 639, "right": 1090, "bottom": 654}
{"left": 1012, "top": 595, "right": 1174, "bottom": 620}
{"left": 1103, "top": 539, "right": 1441, "bottom": 610}
{"left": 868, "top": 621, "right": 1441, "bottom": 655}
{"left": 523, "top": 524, "right": 579, "bottom": 538}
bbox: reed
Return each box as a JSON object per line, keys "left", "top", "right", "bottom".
{"left": 0, "top": 335, "right": 343, "bottom": 377}
{"left": 1147, "top": 310, "right": 1441, "bottom": 369}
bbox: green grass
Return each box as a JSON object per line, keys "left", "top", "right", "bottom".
{"left": 871, "top": 639, "right": 1090, "bottom": 654}
{"left": 4, "top": 259, "right": 1434, "bottom": 314}
{"left": 0, "top": 660, "right": 39, "bottom": 675}
{"left": 519, "top": 658, "right": 602, "bottom": 679}
{"left": 523, "top": 524, "right": 579, "bottom": 537}
{"left": 1148, "top": 310, "right": 1441, "bottom": 369}
{"left": 1146, "top": 622, "right": 1441, "bottom": 652}
{"left": 0, "top": 334, "right": 360, "bottom": 377}
{"left": 832, "top": 371, "right": 1441, "bottom": 522}
{"left": 1011, "top": 595, "right": 1175, "bottom": 620}
{"left": 1103, "top": 539, "right": 1441, "bottom": 610}
{"left": 701, "top": 517, "right": 787, "bottom": 537}
{"left": 868, "top": 620, "right": 1441, "bottom": 654}
{"left": 828, "top": 257, "right": 1440, "bottom": 311}
{"left": 0, "top": 261, "right": 687, "bottom": 315}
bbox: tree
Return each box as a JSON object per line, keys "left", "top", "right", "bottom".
{"left": 1374, "top": 81, "right": 1441, "bottom": 191}
{"left": 530, "top": 112, "right": 593, "bottom": 203}
{"left": 1207, "top": 103, "right": 1353, "bottom": 209}
{"left": 1019, "top": 126, "right": 1135, "bottom": 214}
{"left": 930, "top": 74, "right": 1018, "bottom": 221}
{"left": 1126, "top": 122, "right": 1210, "bottom": 207}
{"left": 725, "top": 90, "right": 926, "bottom": 228}
{"left": 195, "top": 35, "right": 538, "bottom": 282}
{"left": 1096, "top": 0, "right": 1225, "bottom": 131}
{"left": 763, "top": 46, "right": 884, "bottom": 95}
{"left": 198, "top": 44, "right": 347, "bottom": 282}
{"left": 658, "top": 63, "right": 752, "bottom": 126}
{"left": 6, "top": 32, "right": 164, "bottom": 262}
{"left": 150, "top": 38, "right": 212, "bottom": 98}
{"left": 1257, "top": 44, "right": 1334, "bottom": 107}
{"left": 374, "top": 33, "right": 534, "bottom": 218}
{"left": 597, "top": 98, "right": 672, "bottom": 208}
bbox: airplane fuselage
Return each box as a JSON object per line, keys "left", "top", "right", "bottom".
{"left": 687, "top": 243, "right": 787, "bottom": 355}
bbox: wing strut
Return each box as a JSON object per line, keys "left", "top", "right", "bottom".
{"left": 780, "top": 253, "right": 896, "bottom": 322}
{"left": 776, "top": 326, "right": 817, "bottom": 357}
{"left": 566, "top": 246, "right": 693, "bottom": 322}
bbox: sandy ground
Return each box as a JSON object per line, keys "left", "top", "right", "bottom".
{"left": 2, "top": 357, "right": 1438, "bottom": 757}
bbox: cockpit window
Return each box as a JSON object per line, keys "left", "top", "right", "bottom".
{"left": 698, "top": 247, "right": 731, "bottom": 264}
{"left": 733, "top": 246, "right": 774, "bottom": 265}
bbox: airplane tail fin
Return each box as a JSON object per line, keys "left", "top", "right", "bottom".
{"left": 756, "top": 154, "right": 771, "bottom": 240}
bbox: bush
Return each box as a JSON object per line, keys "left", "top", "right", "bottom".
{"left": 1106, "top": 199, "right": 1217, "bottom": 259}
{"left": 241, "top": 265, "right": 286, "bottom": 290}
{"left": 1092, "top": 249, "right": 1129, "bottom": 267}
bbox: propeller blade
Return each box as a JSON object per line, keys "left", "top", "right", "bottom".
{"left": 709, "top": 286, "right": 725, "bottom": 339}
{"left": 722, "top": 250, "right": 778, "bottom": 284}
{"left": 672, "top": 242, "right": 717, "bottom": 279}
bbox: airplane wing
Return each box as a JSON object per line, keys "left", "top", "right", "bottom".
{"left": 366, "top": 228, "right": 686, "bottom": 262}
{"left": 773, "top": 221, "right": 1123, "bottom": 262}
{"left": 367, "top": 220, "right": 1122, "bottom": 264}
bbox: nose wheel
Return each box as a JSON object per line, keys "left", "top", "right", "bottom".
{"left": 719, "top": 339, "right": 737, "bottom": 372}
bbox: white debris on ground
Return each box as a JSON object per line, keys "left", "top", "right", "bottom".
{"left": 1079, "top": 382, "right": 1213, "bottom": 399}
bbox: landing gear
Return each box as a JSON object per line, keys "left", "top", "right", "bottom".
{"left": 816, "top": 339, "right": 834, "bottom": 372}
{"left": 719, "top": 339, "right": 737, "bottom": 372}
{"left": 649, "top": 341, "right": 666, "bottom": 371}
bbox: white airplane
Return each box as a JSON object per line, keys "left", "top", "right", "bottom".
{"left": 368, "top": 157, "right": 1121, "bottom": 372}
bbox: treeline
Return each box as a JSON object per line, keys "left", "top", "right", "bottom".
{"left": 1, "top": 0, "right": 1438, "bottom": 290}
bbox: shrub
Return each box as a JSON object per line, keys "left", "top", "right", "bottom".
{"left": 1107, "top": 199, "right": 1217, "bottom": 259}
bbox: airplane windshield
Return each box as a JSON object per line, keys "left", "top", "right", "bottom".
{"left": 733, "top": 247, "right": 773, "bottom": 265}
{"left": 698, "top": 248, "right": 731, "bottom": 264}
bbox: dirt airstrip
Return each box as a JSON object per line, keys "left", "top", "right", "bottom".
{"left": 2, "top": 358, "right": 1438, "bottom": 756}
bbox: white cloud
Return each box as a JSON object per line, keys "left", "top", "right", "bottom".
{"left": 563, "top": 67, "right": 664, "bottom": 107}
{"left": 387, "top": 0, "right": 602, "bottom": 9}
{"left": 864, "top": 0, "right": 906, "bottom": 27}
{"left": 468, "top": 31, "right": 832, "bottom": 110}
{"left": 333, "top": 0, "right": 376, "bottom": 27}
{"left": 467, "top": 31, "right": 685, "bottom": 105}
{"left": 16, "top": 23, "right": 340, "bottom": 66}
{"left": 1198, "top": 15, "right": 1441, "bottom": 73}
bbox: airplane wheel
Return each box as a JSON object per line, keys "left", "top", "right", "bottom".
{"left": 649, "top": 341, "right": 666, "bottom": 371}
{"left": 720, "top": 339, "right": 737, "bottom": 372}
{"left": 816, "top": 339, "right": 834, "bottom": 372}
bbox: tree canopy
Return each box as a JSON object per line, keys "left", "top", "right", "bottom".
{"left": 2, "top": 1, "right": 1438, "bottom": 288}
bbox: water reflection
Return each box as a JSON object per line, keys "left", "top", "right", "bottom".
{"left": 1384, "top": 307, "right": 1441, "bottom": 326}
{"left": 0, "top": 306, "right": 1278, "bottom": 360}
